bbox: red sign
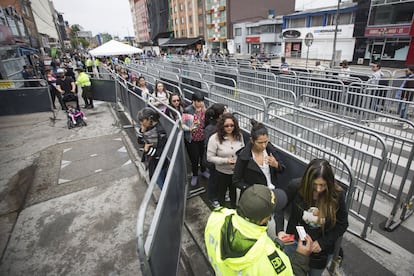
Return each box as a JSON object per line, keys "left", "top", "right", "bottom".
{"left": 246, "top": 36, "right": 260, "bottom": 43}
{"left": 365, "top": 25, "right": 411, "bottom": 37}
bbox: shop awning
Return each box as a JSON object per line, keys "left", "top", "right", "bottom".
{"left": 160, "top": 37, "right": 204, "bottom": 47}
{"left": 18, "top": 46, "right": 38, "bottom": 56}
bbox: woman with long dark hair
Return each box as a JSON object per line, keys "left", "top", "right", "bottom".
{"left": 207, "top": 113, "right": 244, "bottom": 208}
{"left": 282, "top": 159, "right": 348, "bottom": 275}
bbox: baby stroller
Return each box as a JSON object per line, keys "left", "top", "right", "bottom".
{"left": 63, "top": 93, "right": 87, "bottom": 129}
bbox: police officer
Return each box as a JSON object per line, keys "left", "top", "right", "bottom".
{"left": 75, "top": 68, "right": 93, "bottom": 109}
{"left": 205, "top": 184, "right": 313, "bottom": 276}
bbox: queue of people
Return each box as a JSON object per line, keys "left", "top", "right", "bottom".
{"left": 128, "top": 78, "right": 348, "bottom": 275}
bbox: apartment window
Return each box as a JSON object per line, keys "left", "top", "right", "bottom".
{"left": 287, "top": 17, "right": 306, "bottom": 28}
{"left": 248, "top": 26, "right": 261, "bottom": 35}
{"left": 310, "top": 15, "right": 324, "bottom": 27}
{"left": 181, "top": 17, "right": 185, "bottom": 24}
{"left": 338, "top": 12, "right": 354, "bottom": 25}
{"left": 180, "top": 3, "right": 184, "bottom": 10}
{"left": 190, "top": 27, "right": 193, "bottom": 35}
{"left": 261, "top": 24, "right": 275, "bottom": 33}
{"left": 189, "top": 15, "right": 192, "bottom": 22}
{"left": 369, "top": 2, "right": 413, "bottom": 25}
{"left": 174, "top": 6, "right": 177, "bottom": 12}
{"left": 235, "top": 28, "right": 242, "bottom": 36}
{"left": 181, "top": 29, "right": 185, "bottom": 36}
{"left": 188, "top": 2, "right": 192, "bottom": 9}
{"left": 175, "top": 18, "right": 178, "bottom": 25}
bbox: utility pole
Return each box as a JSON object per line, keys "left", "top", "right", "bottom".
{"left": 330, "top": 0, "right": 341, "bottom": 68}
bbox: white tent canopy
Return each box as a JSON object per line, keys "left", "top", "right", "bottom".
{"left": 89, "top": 40, "right": 143, "bottom": 57}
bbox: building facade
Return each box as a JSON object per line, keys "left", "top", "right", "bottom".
{"left": 205, "top": 0, "right": 227, "bottom": 53}
{"left": 233, "top": 17, "right": 283, "bottom": 56}
{"left": 364, "top": 0, "right": 414, "bottom": 67}
{"left": 170, "top": 0, "right": 204, "bottom": 38}
{"left": 130, "top": 0, "right": 151, "bottom": 44}
{"left": 282, "top": 1, "right": 357, "bottom": 62}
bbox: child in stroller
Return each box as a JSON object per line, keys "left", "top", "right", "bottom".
{"left": 63, "top": 94, "right": 87, "bottom": 129}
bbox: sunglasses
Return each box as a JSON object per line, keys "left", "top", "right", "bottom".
{"left": 224, "top": 124, "right": 234, "bottom": 128}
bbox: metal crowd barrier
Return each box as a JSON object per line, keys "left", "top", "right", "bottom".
{"left": 266, "top": 101, "right": 389, "bottom": 239}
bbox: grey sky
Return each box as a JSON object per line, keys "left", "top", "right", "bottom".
{"left": 52, "top": 0, "right": 134, "bottom": 38}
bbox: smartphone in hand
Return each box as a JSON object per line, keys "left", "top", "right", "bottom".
{"left": 296, "top": 226, "right": 307, "bottom": 241}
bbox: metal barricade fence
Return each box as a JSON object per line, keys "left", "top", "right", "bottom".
{"left": 106, "top": 70, "right": 187, "bottom": 276}
{"left": 265, "top": 101, "right": 388, "bottom": 239}
{"left": 297, "top": 103, "right": 414, "bottom": 231}
{"left": 232, "top": 112, "right": 355, "bottom": 207}
{"left": 298, "top": 94, "right": 414, "bottom": 140}
{"left": 267, "top": 100, "right": 392, "bottom": 224}
{"left": 238, "top": 67, "right": 278, "bottom": 88}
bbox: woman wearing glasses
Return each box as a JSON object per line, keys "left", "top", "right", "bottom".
{"left": 207, "top": 113, "right": 244, "bottom": 208}
{"left": 281, "top": 159, "right": 348, "bottom": 276}
{"left": 165, "top": 92, "right": 185, "bottom": 121}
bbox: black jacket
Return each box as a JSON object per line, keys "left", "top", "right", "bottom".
{"left": 285, "top": 178, "right": 348, "bottom": 256}
{"left": 232, "top": 142, "right": 285, "bottom": 190}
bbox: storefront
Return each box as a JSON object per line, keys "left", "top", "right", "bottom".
{"left": 364, "top": 25, "right": 411, "bottom": 67}
{"left": 246, "top": 36, "right": 260, "bottom": 55}
{"left": 282, "top": 25, "right": 355, "bottom": 61}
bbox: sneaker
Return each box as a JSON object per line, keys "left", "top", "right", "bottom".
{"left": 200, "top": 171, "right": 210, "bottom": 179}
{"left": 211, "top": 200, "right": 220, "bottom": 208}
{"left": 190, "top": 176, "right": 198, "bottom": 186}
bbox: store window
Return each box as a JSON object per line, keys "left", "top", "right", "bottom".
{"left": 382, "top": 39, "right": 409, "bottom": 60}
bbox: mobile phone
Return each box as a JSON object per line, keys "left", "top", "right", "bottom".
{"left": 296, "top": 226, "right": 307, "bottom": 241}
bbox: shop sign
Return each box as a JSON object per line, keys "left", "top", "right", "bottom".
{"left": 365, "top": 26, "right": 410, "bottom": 37}
{"left": 246, "top": 36, "right": 260, "bottom": 43}
{"left": 283, "top": 30, "right": 301, "bottom": 39}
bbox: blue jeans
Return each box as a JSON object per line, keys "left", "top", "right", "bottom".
{"left": 398, "top": 102, "right": 408, "bottom": 119}
{"left": 283, "top": 241, "right": 332, "bottom": 276}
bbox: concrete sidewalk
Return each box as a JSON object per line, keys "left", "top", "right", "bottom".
{"left": 0, "top": 102, "right": 150, "bottom": 275}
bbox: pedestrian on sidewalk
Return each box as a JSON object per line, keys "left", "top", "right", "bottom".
{"left": 56, "top": 68, "right": 79, "bottom": 110}
{"left": 75, "top": 68, "right": 93, "bottom": 109}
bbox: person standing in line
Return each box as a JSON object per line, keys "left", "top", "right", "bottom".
{"left": 165, "top": 92, "right": 185, "bottom": 121}
{"left": 184, "top": 92, "right": 209, "bottom": 186}
{"left": 280, "top": 159, "right": 349, "bottom": 276}
{"left": 137, "top": 108, "right": 168, "bottom": 189}
{"left": 233, "top": 119, "right": 286, "bottom": 192}
{"left": 205, "top": 184, "right": 312, "bottom": 276}
{"left": 75, "top": 68, "right": 93, "bottom": 109}
{"left": 207, "top": 113, "right": 244, "bottom": 208}
{"left": 397, "top": 65, "right": 414, "bottom": 127}
{"left": 136, "top": 76, "right": 153, "bottom": 101}
{"left": 152, "top": 81, "right": 170, "bottom": 112}
{"left": 203, "top": 103, "right": 228, "bottom": 208}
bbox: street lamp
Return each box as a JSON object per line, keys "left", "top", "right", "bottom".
{"left": 330, "top": 0, "right": 341, "bottom": 68}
